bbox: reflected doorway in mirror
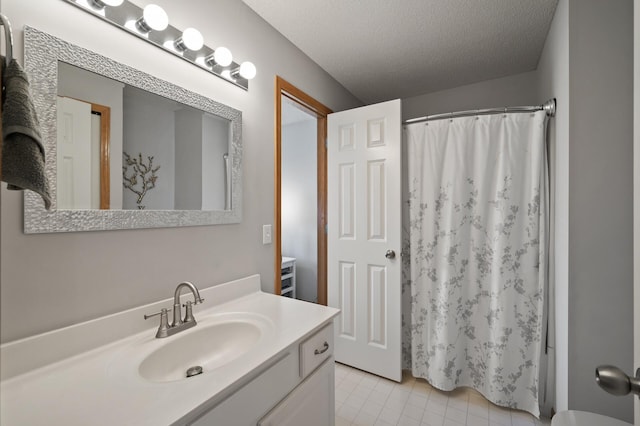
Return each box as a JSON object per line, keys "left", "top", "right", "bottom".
{"left": 56, "top": 96, "right": 111, "bottom": 210}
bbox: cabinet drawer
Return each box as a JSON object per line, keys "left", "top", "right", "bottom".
{"left": 281, "top": 276, "right": 293, "bottom": 290}
{"left": 299, "top": 323, "right": 333, "bottom": 378}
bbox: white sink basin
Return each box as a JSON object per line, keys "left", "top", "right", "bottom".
{"left": 134, "top": 313, "right": 274, "bottom": 383}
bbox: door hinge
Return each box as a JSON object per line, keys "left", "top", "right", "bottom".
{"left": 325, "top": 223, "right": 328, "bottom": 234}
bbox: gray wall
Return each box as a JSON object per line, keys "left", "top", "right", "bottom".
{"left": 567, "top": 0, "right": 634, "bottom": 421}
{"left": 536, "top": 0, "right": 569, "bottom": 413}
{"left": 0, "top": 0, "right": 361, "bottom": 343}
{"left": 281, "top": 119, "right": 318, "bottom": 303}
{"left": 174, "top": 108, "right": 203, "bottom": 210}
{"left": 402, "top": 70, "right": 539, "bottom": 121}
{"left": 123, "top": 86, "right": 175, "bottom": 210}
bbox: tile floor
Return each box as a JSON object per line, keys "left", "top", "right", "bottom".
{"left": 335, "top": 362, "right": 551, "bottom": 426}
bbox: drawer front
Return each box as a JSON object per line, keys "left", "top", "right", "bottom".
{"left": 281, "top": 276, "right": 293, "bottom": 290}
{"left": 299, "top": 323, "right": 333, "bottom": 378}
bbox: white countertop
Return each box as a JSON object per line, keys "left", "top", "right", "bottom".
{"left": 0, "top": 275, "right": 339, "bottom": 425}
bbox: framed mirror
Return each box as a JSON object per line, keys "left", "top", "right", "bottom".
{"left": 23, "top": 26, "right": 242, "bottom": 233}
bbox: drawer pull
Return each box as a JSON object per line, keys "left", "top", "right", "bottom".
{"left": 314, "top": 342, "right": 329, "bottom": 355}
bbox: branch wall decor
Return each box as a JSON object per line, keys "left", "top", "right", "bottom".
{"left": 122, "top": 151, "right": 160, "bottom": 210}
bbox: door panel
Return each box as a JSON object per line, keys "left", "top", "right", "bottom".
{"left": 339, "top": 163, "right": 355, "bottom": 238}
{"left": 368, "top": 160, "right": 386, "bottom": 239}
{"left": 368, "top": 264, "right": 387, "bottom": 347}
{"left": 328, "top": 99, "right": 402, "bottom": 382}
{"left": 56, "top": 96, "right": 93, "bottom": 209}
{"left": 338, "top": 261, "right": 356, "bottom": 338}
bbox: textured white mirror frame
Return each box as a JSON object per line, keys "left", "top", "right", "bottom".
{"left": 23, "top": 26, "right": 242, "bottom": 233}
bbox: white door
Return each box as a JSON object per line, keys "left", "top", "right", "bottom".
{"left": 56, "top": 96, "right": 93, "bottom": 209}
{"left": 327, "top": 99, "right": 402, "bottom": 382}
{"left": 90, "top": 113, "right": 101, "bottom": 209}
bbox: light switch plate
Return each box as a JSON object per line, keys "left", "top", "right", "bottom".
{"left": 262, "top": 224, "right": 272, "bottom": 244}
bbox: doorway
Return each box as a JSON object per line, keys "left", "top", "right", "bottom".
{"left": 274, "top": 77, "right": 332, "bottom": 305}
{"left": 56, "top": 96, "right": 111, "bottom": 210}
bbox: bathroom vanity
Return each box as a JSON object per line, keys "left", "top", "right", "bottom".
{"left": 0, "top": 275, "right": 339, "bottom": 425}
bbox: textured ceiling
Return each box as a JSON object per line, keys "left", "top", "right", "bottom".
{"left": 242, "top": 0, "right": 559, "bottom": 104}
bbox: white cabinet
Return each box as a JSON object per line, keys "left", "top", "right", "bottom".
{"left": 187, "top": 323, "right": 334, "bottom": 426}
{"left": 258, "top": 357, "right": 335, "bottom": 426}
{"left": 281, "top": 257, "right": 296, "bottom": 298}
{"left": 189, "top": 351, "right": 299, "bottom": 426}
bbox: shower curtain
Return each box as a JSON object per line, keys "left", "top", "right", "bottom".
{"left": 403, "top": 111, "right": 548, "bottom": 417}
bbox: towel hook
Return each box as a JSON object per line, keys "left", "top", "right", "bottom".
{"left": 0, "top": 13, "right": 14, "bottom": 80}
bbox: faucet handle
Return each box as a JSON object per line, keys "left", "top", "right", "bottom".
{"left": 144, "top": 308, "right": 172, "bottom": 338}
{"left": 182, "top": 297, "right": 204, "bottom": 308}
{"left": 144, "top": 307, "right": 171, "bottom": 320}
{"left": 183, "top": 301, "right": 196, "bottom": 323}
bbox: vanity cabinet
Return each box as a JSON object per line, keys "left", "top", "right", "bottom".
{"left": 189, "top": 350, "right": 300, "bottom": 426}
{"left": 0, "top": 275, "right": 340, "bottom": 426}
{"left": 188, "top": 323, "right": 334, "bottom": 426}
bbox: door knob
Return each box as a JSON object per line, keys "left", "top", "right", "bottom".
{"left": 596, "top": 365, "right": 640, "bottom": 396}
{"left": 385, "top": 250, "right": 396, "bottom": 259}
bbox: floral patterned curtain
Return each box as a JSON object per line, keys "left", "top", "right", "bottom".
{"left": 402, "top": 111, "right": 548, "bottom": 417}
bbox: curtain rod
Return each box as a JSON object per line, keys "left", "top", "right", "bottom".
{"left": 404, "top": 98, "right": 556, "bottom": 125}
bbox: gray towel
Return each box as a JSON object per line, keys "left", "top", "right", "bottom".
{"left": 1, "top": 57, "right": 51, "bottom": 210}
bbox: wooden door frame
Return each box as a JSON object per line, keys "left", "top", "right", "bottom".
{"left": 91, "top": 103, "right": 111, "bottom": 210}
{"left": 274, "top": 76, "right": 332, "bottom": 305}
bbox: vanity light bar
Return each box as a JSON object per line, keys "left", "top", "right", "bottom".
{"left": 64, "top": 0, "right": 256, "bottom": 90}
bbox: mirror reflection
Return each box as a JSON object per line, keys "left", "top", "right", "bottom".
{"left": 57, "top": 62, "right": 231, "bottom": 211}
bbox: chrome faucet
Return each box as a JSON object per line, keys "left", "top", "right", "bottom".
{"left": 172, "top": 281, "right": 204, "bottom": 327}
{"left": 144, "top": 281, "right": 205, "bottom": 338}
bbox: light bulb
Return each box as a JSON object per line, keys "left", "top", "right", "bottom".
{"left": 213, "top": 47, "right": 233, "bottom": 67}
{"left": 136, "top": 4, "right": 168, "bottom": 33}
{"left": 101, "top": 0, "right": 124, "bottom": 5}
{"left": 239, "top": 61, "right": 256, "bottom": 80}
{"left": 182, "top": 28, "right": 203, "bottom": 50}
{"left": 205, "top": 47, "right": 233, "bottom": 68}
{"left": 174, "top": 27, "right": 203, "bottom": 52}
